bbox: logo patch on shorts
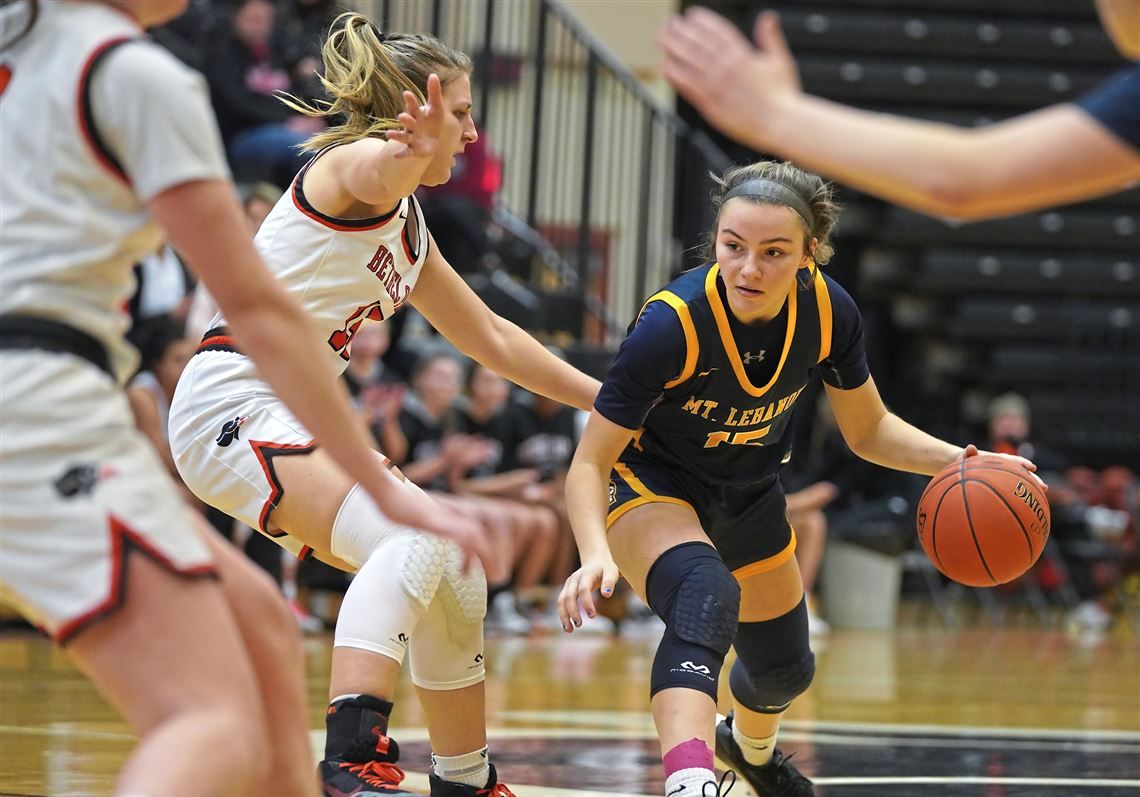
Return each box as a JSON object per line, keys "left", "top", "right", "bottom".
{"left": 215, "top": 416, "right": 247, "bottom": 447}
{"left": 53, "top": 463, "right": 117, "bottom": 498}
{"left": 608, "top": 480, "right": 617, "bottom": 506}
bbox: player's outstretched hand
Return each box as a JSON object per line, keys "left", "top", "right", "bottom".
{"left": 956, "top": 444, "right": 1049, "bottom": 492}
{"left": 557, "top": 556, "right": 620, "bottom": 633}
{"left": 384, "top": 72, "right": 446, "bottom": 159}
{"left": 659, "top": 8, "right": 800, "bottom": 146}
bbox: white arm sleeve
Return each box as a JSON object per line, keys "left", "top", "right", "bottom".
{"left": 90, "top": 42, "right": 231, "bottom": 201}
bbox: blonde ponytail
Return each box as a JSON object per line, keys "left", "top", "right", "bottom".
{"left": 279, "top": 12, "right": 472, "bottom": 152}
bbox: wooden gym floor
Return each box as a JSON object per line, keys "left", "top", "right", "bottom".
{"left": 1, "top": 612, "right": 1138, "bottom": 796}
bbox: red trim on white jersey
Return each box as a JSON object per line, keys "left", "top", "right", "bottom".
{"left": 75, "top": 36, "right": 134, "bottom": 186}
{"left": 55, "top": 514, "right": 217, "bottom": 644}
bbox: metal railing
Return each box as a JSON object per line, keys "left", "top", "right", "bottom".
{"left": 356, "top": 0, "right": 732, "bottom": 342}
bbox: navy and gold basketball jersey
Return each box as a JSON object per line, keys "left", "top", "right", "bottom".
{"left": 605, "top": 263, "right": 839, "bottom": 487}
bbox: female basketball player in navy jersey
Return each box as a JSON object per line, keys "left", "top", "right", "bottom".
{"left": 557, "top": 161, "right": 1045, "bottom": 797}
{"left": 168, "top": 13, "right": 597, "bottom": 796}
{"left": 0, "top": 2, "right": 492, "bottom": 796}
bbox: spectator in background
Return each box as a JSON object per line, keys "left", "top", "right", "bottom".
{"left": 205, "top": 0, "right": 321, "bottom": 186}
{"left": 419, "top": 135, "right": 502, "bottom": 274}
{"left": 985, "top": 393, "right": 1067, "bottom": 476}
{"left": 454, "top": 364, "right": 561, "bottom": 631}
{"left": 185, "top": 181, "right": 284, "bottom": 339}
{"left": 126, "top": 314, "right": 196, "bottom": 481}
{"left": 241, "top": 180, "right": 284, "bottom": 234}
{"left": 342, "top": 320, "right": 406, "bottom": 443}
{"left": 785, "top": 481, "right": 838, "bottom": 636}
{"left": 505, "top": 366, "right": 585, "bottom": 619}
{"left": 129, "top": 241, "right": 194, "bottom": 329}
{"left": 391, "top": 352, "right": 553, "bottom": 634}
{"left": 660, "top": 2, "right": 1140, "bottom": 221}
{"left": 274, "top": 0, "right": 339, "bottom": 102}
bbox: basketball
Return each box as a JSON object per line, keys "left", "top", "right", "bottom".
{"left": 916, "top": 456, "right": 1050, "bottom": 587}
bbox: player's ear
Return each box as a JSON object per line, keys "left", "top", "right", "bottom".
{"left": 801, "top": 237, "right": 818, "bottom": 267}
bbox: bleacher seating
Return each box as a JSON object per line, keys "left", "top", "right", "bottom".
{"left": 918, "top": 250, "right": 1140, "bottom": 297}
{"left": 778, "top": 10, "right": 1119, "bottom": 65}
{"left": 713, "top": 0, "right": 1137, "bottom": 470}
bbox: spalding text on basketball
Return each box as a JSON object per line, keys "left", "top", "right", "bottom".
{"left": 1012, "top": 481, "right": 1049, "bottom": 536}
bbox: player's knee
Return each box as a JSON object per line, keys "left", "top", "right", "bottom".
{"left": 730, "top": 596, "right": 815, "bottom": 713}
{"left": 646, "top": 542, "right": 740, "bottom": 701}
{"left": 729, "top": 652, "right": 815, "bottom": 713}
{"left": 409, "top": 547, "right": 488, "bottom": 690}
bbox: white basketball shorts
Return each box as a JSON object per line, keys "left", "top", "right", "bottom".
{"left": 0, "top": 351, "right": 216, "bottom": 643}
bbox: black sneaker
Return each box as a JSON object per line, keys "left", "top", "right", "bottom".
{"left": 715, "top": 712, "right": 814, "bottom": 796}
{"left": 428, "top": 763, "right": 516, "bottom": 796}
{"left": 319, "top": 734, "right": 417, "bottom": 796}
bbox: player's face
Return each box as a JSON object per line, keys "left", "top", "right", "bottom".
{"left": 421, "top": 73, "right": 479, "bottom": 187}
{"left": 470, "top": 366, "right": 509, "bottom": 410}
{"left": 415, "top": 357, "right": 463, "bottom": 412}
{"left": 714, "top": 198, "right": 815, "bottom": 323}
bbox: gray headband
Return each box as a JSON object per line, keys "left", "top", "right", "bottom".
{"left": 723, "top": 179, "right": 815, "bottom": 233}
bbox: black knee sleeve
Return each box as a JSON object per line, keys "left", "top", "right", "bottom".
{"left": 729, "top": 595, "right": 815, "bottom": 714}
{"left": 646, "top": 542, "right": 741, "bottom": 701}
{"left": 324, "top": 694, "right": 396, "bottom": 762}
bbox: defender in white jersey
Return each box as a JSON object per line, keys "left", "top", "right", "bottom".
{"left": 167, "top": 13, "right": 599, "bottom": 797}
{"left": 0, "top": 2, "right": 488, "bottom": 796}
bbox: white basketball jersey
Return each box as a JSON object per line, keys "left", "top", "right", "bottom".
{"left": 212, "top": 151, "right": 430, "bottom": 375}
{"left": 0, "top": 1, "right": 228, "bottom": 382}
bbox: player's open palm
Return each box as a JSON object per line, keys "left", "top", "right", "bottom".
{"left": 385, "top": 72, "right": 447, "bottom": 159}
{"left": 557, "top": 556, "right": 620, "bottom": 633}
{"left": 660, "top": 9, "right": 800, "bottom": 145}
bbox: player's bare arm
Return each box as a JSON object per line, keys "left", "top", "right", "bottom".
{"left": 411, "top": 233, "right": 601, "bottom": 411}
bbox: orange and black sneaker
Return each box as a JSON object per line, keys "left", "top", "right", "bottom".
{"left": 428, "top": 764, "right": 516, "bottom": 797}
{"left": 319, "top": 733, "right": 418, "bottom": 797}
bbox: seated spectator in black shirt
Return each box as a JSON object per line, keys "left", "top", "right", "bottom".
{"left": 504, "top": 379, "right": 584, "bottom": 599}
{"left": 205, "top": 0, "right": 322, "bottom": 186}
{"left": 453, "top": 364, "right": 560, "bottom": 629}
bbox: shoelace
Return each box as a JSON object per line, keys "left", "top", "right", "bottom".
{"left": 772, "top": 750, "right": 812, "bottom": 786}
{"left": 477, "top": 783, "right": 517, "bottom": 797}
{"left": 341, "top": 759, "right": 405, "bottom": 786}
{"left": 703, "top": 770, "right": 736, "bottom": 797}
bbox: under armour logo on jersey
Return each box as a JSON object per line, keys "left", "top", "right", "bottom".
{"left": 681, "top": 661, "right": 711, "bottom": 674}
{"left": 742, "top": 350, "right": 766, "bottom": 365}
{"left": 215, "top": 416, "right": 247, "bottom": 447}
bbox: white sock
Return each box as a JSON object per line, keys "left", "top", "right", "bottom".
{"left": 733, "top": 723, "right": 777, "bottom": 766}
{"left": 664, "top": 767, "right": 715, "bottom": 797}
{"left": 432, "top": 746, "right": 490, "bottom": 787}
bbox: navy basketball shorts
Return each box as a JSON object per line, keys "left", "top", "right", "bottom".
{"left": 606, "top": 449, "right": 796, "bottom": 578}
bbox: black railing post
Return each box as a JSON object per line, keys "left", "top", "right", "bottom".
{"left": 526, "top": 3, "right": 548, "bottom": 230}
{"left": 479, "top": 0, "right": 495, "bottom": 131}
{"left": 430, "top": 0, "right": 442, "bottom": 37}
{"left": 636, "top": 108, "right": 655, "bottom": 307}
{"left": 578, "top": 51, "right": 598, "bottom": 298}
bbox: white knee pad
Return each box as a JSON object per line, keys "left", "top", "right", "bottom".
{"left": 408, "top": 543, "right": 488, "bottom": 690}
{"left": 331, "top": 484, "right": 450, "bottom": 661}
